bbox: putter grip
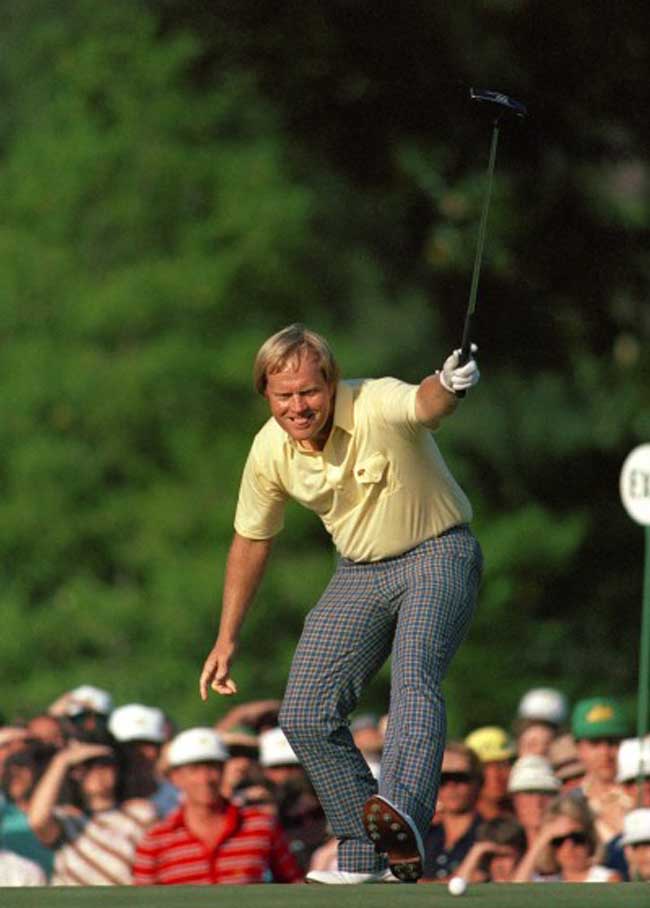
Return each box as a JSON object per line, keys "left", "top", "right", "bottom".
{"left": 455, "top": 341, "right": 471, "bottom": 399}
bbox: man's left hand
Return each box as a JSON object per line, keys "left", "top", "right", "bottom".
{"left": 439, "top": 345, "right": 480, "bottom": 394}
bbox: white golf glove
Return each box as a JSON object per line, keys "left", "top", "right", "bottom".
{"left": 439, "top": 344, "right": 480, "bottom": 394}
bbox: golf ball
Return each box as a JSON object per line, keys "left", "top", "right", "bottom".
{"left": 448, "top": 876, "right": 467, "bottom": 896}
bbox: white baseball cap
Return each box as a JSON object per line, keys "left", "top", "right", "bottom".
{"left": 108, "top": 704, "right": 166, "bottom": 744}
{"left": 65, "top": 685, "right": 113, "bottom": 716}
{"left": 616, "top": 736, "right": 650, "bottom": 784}
{"left": 517, "top": 688, "right": 568, "bottom": 726}
{"left": 508, "top": 755, "right": 561, "bottom": 794}
{"left": 167, "top": 728, "right": 228, "bottom": 768}
{"left": 621, "top": 808, "right": 650, "bottom": 846}
{"left": 259, "top": 727, "right": 300, "bottom": 768}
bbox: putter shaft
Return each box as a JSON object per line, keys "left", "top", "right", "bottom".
{"left": 460, "top": 120, "right": 500, "bottom": 364}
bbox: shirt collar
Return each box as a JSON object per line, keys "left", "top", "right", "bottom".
{"left": 332, "top": 380, "right": 354, "bottom": 434}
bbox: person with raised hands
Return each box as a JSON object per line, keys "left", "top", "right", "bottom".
{"left": 513, "top": 791, "right": 621, "bottom": 883}
{"left": 27, "top": 737, "right": 155, "bottom": 885}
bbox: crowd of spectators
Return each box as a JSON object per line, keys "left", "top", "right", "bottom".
{"left": 1, "top": 684, "right": 649, "bottom": 887}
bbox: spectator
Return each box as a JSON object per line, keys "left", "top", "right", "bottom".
{"left": 548, "top": 734, "right": 586, "bottom": 792}
{"left": 259, "top": 727, "right": 306, "bottom": 789}
{"left": 276, "top": 776, "right": 328, "bottom": 872}
{"left": 514, "top": 721, "right": 557, "bottom": 759}
{"left": 514, "top": 688, "right": 567, "bottom": 760}
{"left": 571, "top": 696, "right": 630, "bottom": 842}
{"left": 133, "top": 727, "right": 302, "bottom": 885}
{"left": 622, "top": 809, "right": 650, "bottom": 882}
{"left": 455, "top": 816, "right": 528, "bottom": 883}
{"left": 48, "top": 685, "right": 113, "bottom": 741}
{"left": 0, "top": 849, "right": 47, "bottom": 886}
{"left": 513, "top": 791, "right": 621, "bottom": 882}
{"left": 422, "top": 741, "right": 484, "bottom": 881}
{"left": 0, "top": 742, "right": 57, "bottom": 878}
{"left": 27, "top": 738, "right": 155, "bottom": 885}
{"left": 108, "top": 703, "right": 179, "bottom": 818}
{"left": 616, "top": 736, "right": 650, "bottom": 808}
{"left": 0, "top": 728, "right": 29, "bottom": 777}
{"left": 603, "top": 736, "right": 650, "bottom": 879}
{"left": 220, "top": 725, "right": 270, "bottom": 806}
{"left": 465, "top": 726, "right": 515, "bottom": 820}
{"left": 26, "top": 715, "right": 66, "bottom": 750}
{"left": 257, "top": 726, "right": 327, "bottom": 868}
{"left": 516, "top": 688, "right": 568, "bottom": 729}
{"left": 507, "top": 755, "right": 560, "bottom": 850}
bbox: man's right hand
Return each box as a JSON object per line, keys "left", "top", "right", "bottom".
{"left": 199, "top": 640, "right": 238, "bottom": 700}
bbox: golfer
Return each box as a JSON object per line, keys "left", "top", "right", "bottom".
{"left": 199, "top": 324, "right": 483, "bottom": 884}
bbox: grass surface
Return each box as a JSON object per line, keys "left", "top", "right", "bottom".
{"left": 1, "top": 884, "right": 647, "bottom": 907}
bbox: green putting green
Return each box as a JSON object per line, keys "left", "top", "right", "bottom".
{"left": 1, "top": 884, "right": 648, "bottom": 908}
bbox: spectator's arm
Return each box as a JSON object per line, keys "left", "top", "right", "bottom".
{"left": 454, "top": 841, "right": 495, "bottom": 883}
{"left": 26, "top": 749, "right": 69, "bottom": 845}
{"left": 27, "top": 741, "right": 113, "bottom": 846}
{"left": 513, "top": 816, "right": 574, "bottom": 882}
{"left": 215, "top": 699, "right": 282, "bottom": 732}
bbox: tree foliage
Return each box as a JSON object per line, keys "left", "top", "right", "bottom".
{"left": 0, "top": 0, "right": 647, "bottom": 732}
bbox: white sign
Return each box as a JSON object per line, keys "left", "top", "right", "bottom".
{"left": 620, "top": 444, "right": 650, "bottom": 526}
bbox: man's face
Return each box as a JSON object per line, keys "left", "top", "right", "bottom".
{"left": 488, "top": 846, "right": 521, "bottom": 882}
{"left": 482, "top": 759, "right": 512, "bottom": 799}
{"left": 517, "top": 724, "right": 555, "bottom": 758}
{"left": 438, "top": 751, "right": 479, "bottom": 815}
{"left": 170, "top": 761, "right": 224, "bottom": 808}
{"left": 264, "top": 353, "right": 335, "bottom": 452}
{"left": 622, "top": 777, "right": 650, "bottom": 808}
{"left": 76, "top": 759, "right": 118, "bottom": 800}
{"left": 625, "top": 842, "right": 650, "bottom": 881}
{"left": 512, "top": 791, "right": 553, "bottom": 832}
{"left": 551, "top": 825, "right": 592, "bottom": 873}
{"left": 576, "top": 737, "right": 619, "bottom": 783}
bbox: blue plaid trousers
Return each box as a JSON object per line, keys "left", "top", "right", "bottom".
{"left": 279, "top": 525, "right": 483, "bottom": 873}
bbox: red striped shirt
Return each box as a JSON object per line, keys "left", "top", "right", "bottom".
{"left": 132, "top": 802, "right": 302, "bottom": 885}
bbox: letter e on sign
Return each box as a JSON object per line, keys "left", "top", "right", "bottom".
{"left": 620, "top": 444, "right": 650, "bottom": 526}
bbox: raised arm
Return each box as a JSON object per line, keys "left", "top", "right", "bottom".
{"left": 415, "top": 347, "right": 480, "bottom": 428}
{"left": 28, "top": 741, "right": 113, "bottom": 845}
{"left": 199, "top": 532, "right": 274, "bottom": 700}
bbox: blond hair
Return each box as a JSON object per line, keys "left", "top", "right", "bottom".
{"left": 541, "top": 792, "right": 601, "bottom": 870}
{"left": 253, "top": 323, "right": 340, "bottom": 395}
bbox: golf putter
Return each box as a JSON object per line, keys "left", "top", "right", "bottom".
{"left": 456, "top": 89, "right": 527, "bottom": 397}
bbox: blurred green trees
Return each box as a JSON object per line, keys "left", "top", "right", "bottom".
{"left": 0, "top": 0, "right": 647, "bottom": 731}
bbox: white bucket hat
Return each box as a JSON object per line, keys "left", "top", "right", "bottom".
{"left": 621, "top": 808, "right": 650, "bottom": 846}
{"left": 167, "top": 728, "right": 229, "bottom": 768}
{"left": 517, "top": 688, "right": 568, "bottom": 726}
{"left": 108, "top": 704, "right": 166, "bottom": 744}
{"left": 259, "top": 727, "right": 300, "bottom": 768}
{"left": 616, "top": 736, "right": 650, "bottom": 784}
{"left": 508, "top": 755, "right": 561, "bottom": 793}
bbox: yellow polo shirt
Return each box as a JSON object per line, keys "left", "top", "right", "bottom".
{"left": 234, "top": 378, "right": 472, "bottom": 562}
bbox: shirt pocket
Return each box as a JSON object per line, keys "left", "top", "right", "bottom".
{"left": 354, "top": 452, "right": 388, "bottom": 485}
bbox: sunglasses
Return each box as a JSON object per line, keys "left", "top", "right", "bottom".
{"left": 551, "top": 832, "right": 588, "bottom": 848}
{"left": 440, "top": 771, "right": 473, "bottom": 785}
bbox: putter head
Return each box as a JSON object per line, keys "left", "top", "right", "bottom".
{"left": 470, "top": 88, "right": 527, "bottom": 120}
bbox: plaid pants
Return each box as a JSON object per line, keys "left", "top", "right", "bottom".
{"left": 279, "top": 525, "right": 482, "bottom": 873}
